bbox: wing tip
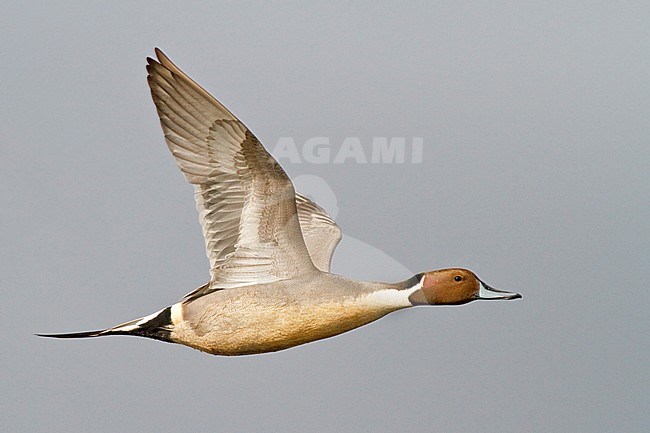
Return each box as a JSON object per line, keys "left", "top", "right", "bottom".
{"left": 146, "top": 47, "right": 174, "bottom": 74}
{"left": 154, "top": 47, "right": 167, "bottom": 61}
{"left": 152, "top": 47, "right": 178, "bottom": 71}
{"left": 146, "top": 47, "right": 167, "bottom": 67}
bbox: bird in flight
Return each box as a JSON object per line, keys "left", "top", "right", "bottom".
{"left": 38, "top": 49, "right": 521, "bottom": 356}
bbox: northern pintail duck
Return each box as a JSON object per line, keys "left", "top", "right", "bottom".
{"left": 38, "top": 49, "right": 521, "bottom": 356}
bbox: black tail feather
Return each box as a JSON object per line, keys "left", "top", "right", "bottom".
{"left": 36, "top": 306, "right": 173, "bottom": 343}
{"left": 35, "top": 329, "right": 108, "bottom": 339}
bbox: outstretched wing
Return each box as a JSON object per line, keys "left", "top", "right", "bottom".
{"left": 147, "top": 49, "right": 317, "bottom": 293}
{"left": 295, "top": 193, "right": 341, "bottom": 272}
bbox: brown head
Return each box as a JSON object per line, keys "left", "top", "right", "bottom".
{"left": 408, "top": 268, "right": 521, "bottom": 305}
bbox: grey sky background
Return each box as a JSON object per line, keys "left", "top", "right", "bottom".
{"left": 2, "top": 2, "right": 648, "bottom": 432}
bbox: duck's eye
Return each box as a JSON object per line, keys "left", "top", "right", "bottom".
{"left": 454, "top": 275, "right": 463, "bottom": 282}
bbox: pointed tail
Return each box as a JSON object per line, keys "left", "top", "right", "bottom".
{"left": 36, "top": 306, "right": 173, "bottom": 343}
{"left": 36, "top": 329, "right": 109, "bottom": 339}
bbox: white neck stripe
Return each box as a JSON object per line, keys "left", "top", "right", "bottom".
{"left": 361, "top": 276, "right": 424, "bottom": 309}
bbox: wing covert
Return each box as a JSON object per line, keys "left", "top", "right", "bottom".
{"left": 295, "top": 193, "right": 342, "bottom": 272}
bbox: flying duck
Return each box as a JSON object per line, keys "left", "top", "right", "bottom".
{"left": 38, "top": 49, "right": 521, "bottom": 356}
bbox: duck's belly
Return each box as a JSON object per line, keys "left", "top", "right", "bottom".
{"left": 171, "top": 296, "right": 390, "bottom": 356}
